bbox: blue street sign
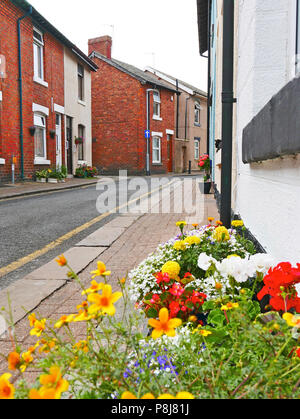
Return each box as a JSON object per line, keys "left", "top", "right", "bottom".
{"left": 144, "top": 130, "right": 150, "bottom": 139}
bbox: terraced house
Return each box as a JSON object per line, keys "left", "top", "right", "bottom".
{"left": 88, "top": 36, "right": 178, "bottom": 175}
{"left": 0, "top": 0, "right": 97, "bottom": 182}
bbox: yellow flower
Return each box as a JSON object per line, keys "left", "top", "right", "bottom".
{"left": 157, "top": 392, "right": 194, "bottom": 399}
{"left": 173, "top": 240, "right": 186, "bottom": 251}
{"left": 73, "top": 340, "right": 89, "bottom": 353}
{"left": 283, "top": 313, "right": 300, "bottom": 328}
{"left": 227, "top": 254, "right": 240, "bottom": 259}
{"left": 161, "top": 261, "right": 181, "bottom": 280}
{"left": 188, "top": 315, "right": 198, "bottom": 323}
{"left": 0, "top": 373, "right": 14, "bottom": 399}
{"left": 20, "top": 351, "right": 34, "bottom": 372}
{"left": 121, "top": 392, "right": 155, "bottom": 399}
{"left": 148, "top": 308, "right": 182, "bottom": 340}
{"left": 73, "top": 310, "right": 94, "bottom": 322}
{"left": 90, "top": 261, "right": 111, "bottom": 279}
{"left": 221, "top": 302, "right": 239, "bottom": 311}
{"left": 55, "top": 255, "right": 67, "bottom": 267}
{"left": 30, "top": 319, "right": 46, "bottom": 337}
{"left": 176, "top": 221, "right": 187, "bottom": 228}
{"left": 82, "top": 280, "right": 104, "bottom": 296}
{"left": 184, "top": 236, "right": 201, "bottom": 246}
{"left": 28, "top": 313, "right": 37, "bottom": 327}
{"left": 88, "top": 284, "right": 122, "bottom": 316}
{"left": 8, "top": 352, "right": 20, "bottom": 371}
{"left": 120, "top": 277, "right": 126, "bottom": 284}
{"left": 232, "top": 220, "right": 244, "bottom": 228}
{"left": 192, "top": 326, "right": 212, "bottom": 337}
{"left": 54, "top": 314, "right": 75, "bottom": 329}
{"left": 213, "top": 226, "right": 230, "bottom": 242}
{"left": 39, "top": 366, "right": 69, "bottom": 399}
{"left": 208, "top": 217, "right": 215, "bottom": 223}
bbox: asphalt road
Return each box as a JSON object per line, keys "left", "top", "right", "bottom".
{"left": 0, "top": 178, "right": 155, "bottom": 290}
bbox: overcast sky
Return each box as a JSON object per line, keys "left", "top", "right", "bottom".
{"left": 28, "top": 0, "right": 208, "bottom": 91}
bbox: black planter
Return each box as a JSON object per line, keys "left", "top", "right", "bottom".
{"left": 199, "top": 182, "right": 212, "bottom": 195}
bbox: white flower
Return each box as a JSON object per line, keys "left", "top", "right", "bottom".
{"left": 249, "top": 253, "right": 275, "bottom": 275}
{"left": 198, "top": 253, "right": 217, "bottom": 271}
{"left": 295, "top": 283, "right": 300, "bottom": 299}
{"left": 217, "top": 256, "right": 250, "bottom": 283}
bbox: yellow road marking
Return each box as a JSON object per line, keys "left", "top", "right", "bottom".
{"left": 0, "top": 179, "right": 176, "bottom": 278}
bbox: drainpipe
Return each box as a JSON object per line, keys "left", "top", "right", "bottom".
{"left": 17, "top": 6, "right": 32, "bottom": 181}
{"left": 220, "top": 0, "right": 236, "bottom": 228}
{"left": 185, "top": 97, "right": 190, "bottom": 140}
{"left": 146, "top": 88, "right": 155, "bottom": 176}
{"left": 176, "top": 79, "right": 179, "bottom": 138}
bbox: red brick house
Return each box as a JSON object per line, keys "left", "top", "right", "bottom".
{"left": 88, "top": 36, "right": 178, "bottom": 175}
{"left": 0, "top": 0, "right": 97, "bottom": 182}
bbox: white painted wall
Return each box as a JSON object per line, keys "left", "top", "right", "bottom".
{"left": 64, "top": 48, "right": 93, "bottom": 171}
{"left": 235, "top": 0, "right": 300, "bottom": 262}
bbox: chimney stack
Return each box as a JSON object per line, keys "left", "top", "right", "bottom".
{"left": 88, "top": 35, "right": 112, "bottom": 59}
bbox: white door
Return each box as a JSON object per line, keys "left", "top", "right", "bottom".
{"left": 55, "top": 113, "right": 62, "bottom": 168}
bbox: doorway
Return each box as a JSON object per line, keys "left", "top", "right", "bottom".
{"left": 167, "top": 134, "right": 173, "bottom": 172}
{"left": 55, "top": 113, "right": 62, "bottom": 169}
{"left": 66, "top": 116, "right": 73, "bottom": 175}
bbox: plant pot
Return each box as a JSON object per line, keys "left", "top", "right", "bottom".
{"left": 199, "top": 181, "right": 212, "bottom": 195}
{"left": 36, "top": 178, "right": 47, "bottom": 183}
{"left": 48, "top": 178, "right": 58, "bottom": 184}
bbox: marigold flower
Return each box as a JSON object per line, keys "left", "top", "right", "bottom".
{"left": 157, "top": 392, "right": 194, "bottom": 399}
{"left": 213, "top": 226, "right": 230, "bottom": 242}
{"left": 90, "top": 261, "right": 111, "bottom": 279}
{"left": 148, "top": 308, "right": 182, "bottom": 340}
{"left": 173, "top": 240, "right": 187, "bottom": 251}
{"left": 162, "top": 261, "right": 181, "bottom": 280}
{"left": 188, "top": 315, "right": 198, "bottom": 323}
{"left": 39, "top": 366, "right": 69, "bottom": 399}
{"left": 184, "top": 236, "right": 201, "bottom": 246}
{"left": 8, "top": 352, "right": 20, "bottom": 371}
{"left": 176, "top": 221, "right": 187, "bottom": 228}
{"left": 55, "top": 255, "right": 67, "bottom": 267}
{"left": 216, "top": 220, "right": 223, "bottom": 226}
{"left": 30, "top": 319, "right": 46, "bottom": 337}
{"left": 192, "top": 223, "right": 199, "bottom": 229}
{"left": 208, "top": 217, "right": 215, "bottom": 223}
{"left": 121, "top": 392, "right": 155, "bottom": 399}
{"left": 232, "top": 220, "right": 244, "bottom": 228}
{"left": 0, "top": 373, "right": 14, "bottom": 399}
{"left": 215, "top": 282, "right": 223, "bottom": 291}
{"left": 88, "top": 284, "right": 122, "bottom": 316}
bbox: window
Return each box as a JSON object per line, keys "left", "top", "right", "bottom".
{"left": 153, "top": 90, "right": 161, "bottom": 118}
{"left": 78, "top": 64, "right": 84, "bottom": 101}
{"left": 77, "top": 124, "right": 85, "bottom": 161}
{"left": 34, "top": 113, "right": 47, "bottom": 160}
{"left": 33, "top": 28, "right": 44, "bottom": 82}
{"left": 194, "top": 138, "right": 200, "bottom": 160}
{"left": 194, "top": 101, "right": 201, "bottom": 125}
{"left": 297, "top": 0, "right": 300, "bottom": 73}
{"left": 152, "top": 136, "right": 161, "bottom": 164}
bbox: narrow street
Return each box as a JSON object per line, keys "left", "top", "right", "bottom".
{"left": 0, "top": 178, "right": 153, "bottom": 290}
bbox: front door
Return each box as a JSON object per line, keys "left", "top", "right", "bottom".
{"left": 55, "top": 113, "right": 62, "bottom": 169}
{"left": 66, "top": 116, "right": 73, "bottom": 175}
{"left": 167, "top": 134, "right": 173, "bottom": 172}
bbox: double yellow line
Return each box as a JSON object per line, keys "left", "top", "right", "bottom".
{"left": 0, "top": 179, "right": 176, "bottom": 278}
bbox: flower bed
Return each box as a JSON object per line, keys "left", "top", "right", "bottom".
{"left": 1, "top": 220, "right": 300, "bottom": 400}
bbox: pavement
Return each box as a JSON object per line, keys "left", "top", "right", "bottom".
{"left": 0, "top": 177, "right": 219, "bottom": 386}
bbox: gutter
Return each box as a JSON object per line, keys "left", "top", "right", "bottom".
{"left": 17, "top": 6, "right": 32, "bottom": 181}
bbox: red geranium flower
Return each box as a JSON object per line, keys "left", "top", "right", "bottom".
{"left": 155, "top": 272, "right": 170, "bottom": 285}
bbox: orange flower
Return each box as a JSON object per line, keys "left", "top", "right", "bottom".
{"left": 39, "top": 366, "right": 69, "bottom": 399}
{"left": 90, "top": 261, "right": 111, "bottom": 279}
{"left": 28, "top": 313, "right": 37, "bottom": 327}
{"left": 29, "top": 388, "right": 57, "bottom": 399}
{"left": 121, "top": 392, "right": 155, "bottom": 399}
{"left": 55, "top": 255, "right": 67, "bottom": 267}
{"left": 88, "top": 285, "right": 122, "bottom": 316}
{"left": 0, "top": 373, "right": 14, "bottom": 399}
{"left": 148, "top": 308, "right": 182, "bottom": 340}
{"left": 30, "top": 319, "right": 46, "bottom": 337}
{"left": 8, "top": 352, "right": 20, "bottom": 371}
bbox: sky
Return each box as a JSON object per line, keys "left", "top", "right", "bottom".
{"left": 28, "top": 0, "right": 208, "bottom": 91}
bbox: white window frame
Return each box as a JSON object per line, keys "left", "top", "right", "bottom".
{"left": 77, "top": 124, "right": 85, "bottom": 162}
{"left": 152, "top": 136, "right": 161, "bottom": 164}
{"left": 34, "top": 112, "right": 48, "bottom": 164}
{"left": 33, "top": 27, "right": 47, "bottom": 86}
{"left": 194, "top": 101, "right": 201, "bottom": 125}
{"left": 153, "top": 90, "right": 161, "bottom": 119}
{"left": 194, "top": 138, "right": 200, "bottom": 160}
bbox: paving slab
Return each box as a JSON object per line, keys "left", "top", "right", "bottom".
{"left": 76, "top": 226, "right": 125, "bottom": 247}
{"left": 0, "top": 279, "right": 66, "bottom": 333}
{"left": 24, "top": 247, "right": 107, "bottom": 281}
{"left": 103, "top": 215, "right": 141, "bottom": 229}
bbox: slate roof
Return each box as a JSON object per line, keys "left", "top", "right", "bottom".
{"left": 90, "top": 51, "right": 179, "bottom": 93}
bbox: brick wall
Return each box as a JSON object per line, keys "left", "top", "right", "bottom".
{"left": 90, "top": 56, "right": 175, "bottom": 175}
{"left": 0, "top": 0, "right": 65, "bottom": 182}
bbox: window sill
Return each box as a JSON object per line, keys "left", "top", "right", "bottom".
{"left": 78, "top": 99, "right": 86, "bottom": 106}
{"left": 194, "top": 123, "right": 201, "bottom": 127}
{"left": 0, "top": 158, "right": 5, "bottom": 165}
{"left": 34, "top": 158, "right": 51, "bottom": 165}
{"left": 153, "top": 115, "right": 163, "bottom": 121}
{"left": 152, "top": 162, "right": 162, "bottom": 166}
{"left": 77, "top": 160, "right": 87, "bottom": 165}
{"left": 33, "top": 77, "right": 49, "bottom": 88}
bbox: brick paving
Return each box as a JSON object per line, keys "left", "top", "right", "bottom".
{"left": 0, "top": 192, "right": 219, "bottom": 386}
